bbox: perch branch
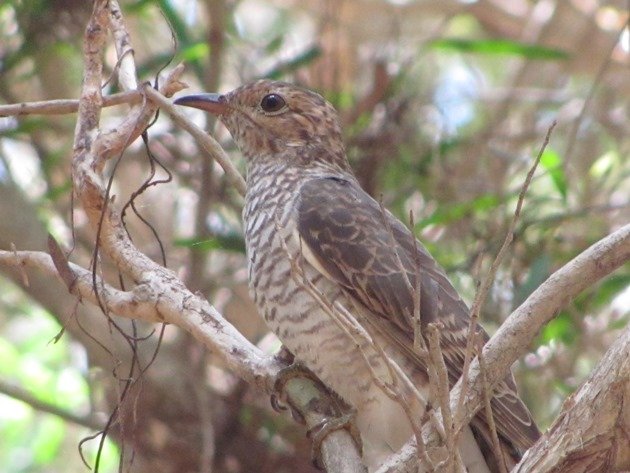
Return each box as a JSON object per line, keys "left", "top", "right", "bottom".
{"left": 65, "top": 0, "right": 276, "bottom": 391}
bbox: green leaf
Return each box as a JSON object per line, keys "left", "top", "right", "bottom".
{"left": 44, "top": 180, "right": 72, "bottom": 202}
{"left": 328, "top": 90, "right": 355, "bottom": 111}
{"left": 589, "top": 150, "right": 617, "bottom": 178}
{"left": 265, "top": 35, "right": 284, "bottom": 53}
{"left": 1, "top": 117, "right": 48, "bottom": 137}
{"left": 540, "top": 149, "right": 568, "bottom": 200}
{"left": 180, "top": 42, "right": 210, "bottom": 62}
{"left": 32, "top": 417, "right": 64, "bottom": 465}
{"left": 239, "top": 405, "right": 253, "bottom": 426}
{"left": 472, "top": 193, "right": 501, "bottom": 211}
{"left": 418, "top": 193, "right": 501, "bottom": 228}
{"left": 609, "top": 314, "right": 630, "bottom": 330}
{"left": 429, "top": 38, "right": 569, "bottom": 60}
{"left": 552, "top": 378, "right": 575, "bottom": 396}
{"left": 174, "top": 235, "right": 245, "bottom": 253}
{"left": 514, "top": 253, "right": 551, "bottom": 306}
{"left": 539, "top": 312, "right": 576, "bottom": 344}
{"left": 594, "top": 273, "right": 630, "bottom": 308}
{"left": 0, "top": 338, "right": 21, "bottom": 377}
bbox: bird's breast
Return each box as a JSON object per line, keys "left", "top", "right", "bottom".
{"left": 243, "top": 166, "right": 425, "bottom": 470}
{"left": 244, "top": 169, "right": 380, "bottom": 391}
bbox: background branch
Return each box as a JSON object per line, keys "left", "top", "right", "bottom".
{"left": 0, "top": 379, "right": 104, "bottom": 431}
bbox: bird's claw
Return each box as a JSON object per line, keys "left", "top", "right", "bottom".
{"left": 271, "top": 356, "right": 363, "bottom": 468}
{"left": 307, "top": 411, "right": 363, "bottom": 469}
{"left": 270, "top": 362, "right": 319, "bottom": 423}
{"left": 270, "top": 392, "right": 288, "bottom": 412}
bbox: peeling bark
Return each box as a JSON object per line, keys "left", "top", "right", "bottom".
{"left": 515, "top": 325, "right": 630, "bottom": 473}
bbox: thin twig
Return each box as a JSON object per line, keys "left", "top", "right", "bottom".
{"left": 454, "top": 121, "right": 556, "bottom": 428}
{"left": 409, "top": 210, "right": 424, "bottom": 355}
{"left": 144, "top": 85, "right": 247, "bottom": 196}
{"left": 426, "top": 323, "right": 459, "bottom": 473}
{"left": 563, "top": 25, "right": 625, "bottom": 169}
{"left": 0, "top": 90, "right": 143, "bottom": 117}
{"left": 377, "top": 199, "right": 428, "bottom": 356}
{"left": 476, "top": 334, "right": 508, "bottom": 473}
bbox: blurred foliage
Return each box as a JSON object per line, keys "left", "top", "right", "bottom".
{"left": 0, "top": 0, "right": 628, "bottom": 471}
{"left": 428, "top": 38, "right": 570, "bottom": 60}
{"left": 0, "top": 281, "right": 119, "bottom": 473}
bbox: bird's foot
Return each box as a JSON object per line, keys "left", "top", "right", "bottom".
{"left": 270, "top": 360, "right": 319, "bottom": 423}
{"left": 308, "top": 411, "right": 363, "bottom": 469}
{"left": 270, "top": 352, "right": 363, "bottom": 468}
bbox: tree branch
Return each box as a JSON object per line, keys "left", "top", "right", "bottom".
{"left": 377, "top": 223, "right": 630, "bottom": 472}
{"left": 0, "top": 3, "right": 360, "bottom": 472}
{"left": 144, "top": 85, "right": 247, "bottom": 196}
{"left": 69, "top": 0, "right": 277, "bottom": 391}
{"left": 0, "top": 249, "right": 160, "bottom": 323}
{"left": 0, "top": 378, "right": 104, "bottom": 431}
{"left": 514, "top": 323, "right": 630, "bottom": 472}
{"left": 0, "top": 90, "right": 143, "bottom": 117}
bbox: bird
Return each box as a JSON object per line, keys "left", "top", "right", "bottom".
{"left": 174, "top": 80, "right": 540, "bottom": 472}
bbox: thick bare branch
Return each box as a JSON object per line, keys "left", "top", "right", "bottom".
{"left": 514, "top": 324, "right": 630, "bottom": 472}
{"left": 0, "top": 248, "right": 281, "bottom": 392}
{"left": 0, "top": 249, "right": 159, "bottom": 323}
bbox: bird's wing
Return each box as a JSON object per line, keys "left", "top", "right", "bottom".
{"left": 295, "top": 175, "right": 540, "bottom": 456}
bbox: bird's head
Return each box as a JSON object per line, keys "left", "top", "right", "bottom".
{"left": 174, "top": 80, "right": 349, "bottom": 172}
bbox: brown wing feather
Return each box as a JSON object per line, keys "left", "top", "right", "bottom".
{"left": 296, "top": 175, "right": 540, "bottom": 458}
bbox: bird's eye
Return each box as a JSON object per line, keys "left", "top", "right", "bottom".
{"left": 260, "top": 93, "right": 286, "bottom": 113}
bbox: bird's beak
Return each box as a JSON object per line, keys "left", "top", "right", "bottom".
{"left": 174, "top": 93, "right": 228, "bottom": 115}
